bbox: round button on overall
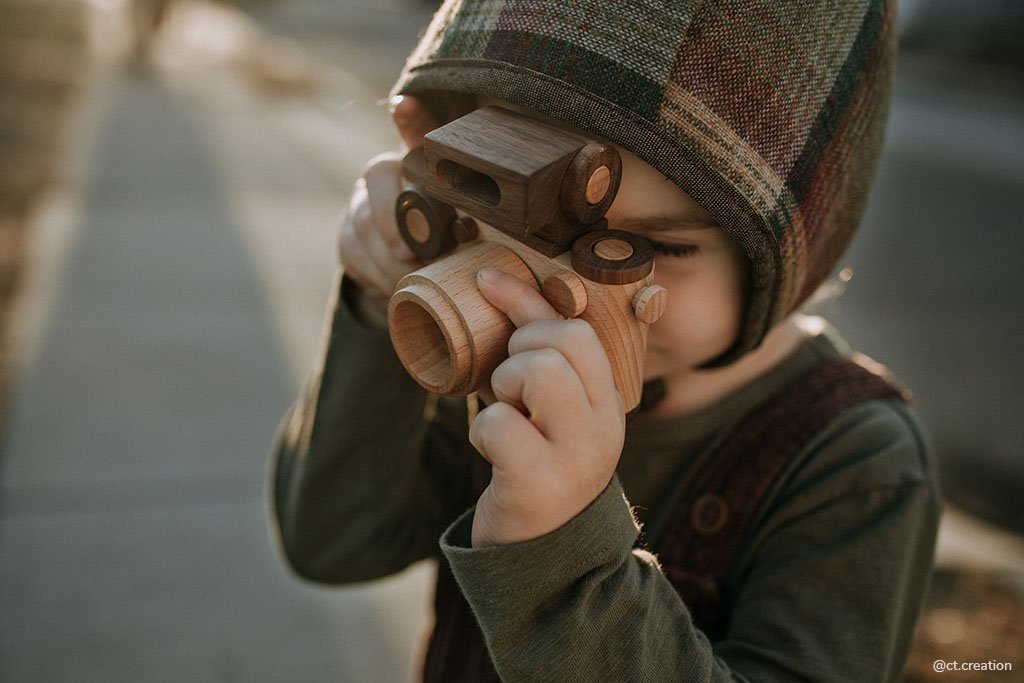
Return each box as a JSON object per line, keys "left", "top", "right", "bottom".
{"left": 690, "top": 493, "right": 730, "bottom": 535}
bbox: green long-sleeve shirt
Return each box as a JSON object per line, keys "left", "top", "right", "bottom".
{"left": 271, "top": 274, "right": 940, "bottom": 682}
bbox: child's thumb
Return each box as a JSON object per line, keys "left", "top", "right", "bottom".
{"left": 391, "top": 95, "right": 439, "bottom": 150}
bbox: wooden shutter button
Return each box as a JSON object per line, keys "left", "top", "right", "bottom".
{"left": 633, "top": 285, "right": 667, "bottom": 324}
{"left": 570, "top": 230, "right": 654, "bottom": 285}
{"left": 593, "top": 237, "right": 633, "bottom": 260}
{"left": 542, "top": 271, "right": 588, "bottom": 318}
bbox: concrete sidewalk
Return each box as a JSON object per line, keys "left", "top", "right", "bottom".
{"left": 0, "top": 1, "right": 434, "bottom": 681}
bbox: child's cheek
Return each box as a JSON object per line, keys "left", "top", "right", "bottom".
{"left": 644, "top": 272, "right": 692, "bottom": 356}
{"left": 648, "top": 266, "right": 744, "bottom": 367}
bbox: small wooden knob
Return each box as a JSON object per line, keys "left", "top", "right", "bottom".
{"left": 395, "top": 189, "right": 457, "bottom": 261}
{"left": 633, "top": 285, "right": 667, "bottom": 324}
{"left": 571, "top": 230, "right": 654, "bottom": 285}
{"left": 451, "top": 216, "right": 479, "bottom": 243}
{"left": 592, "top": 237, "right": 634, "bottom": 261}
{"left": 561, "top": 143, "right": 621, "bottom": 225}
{"left": 542, "top": 271, "right": 588, "bottom": 318}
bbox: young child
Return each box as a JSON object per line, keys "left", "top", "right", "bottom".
{"left": 271, "top": 1, "right": 940, "bottom": 680}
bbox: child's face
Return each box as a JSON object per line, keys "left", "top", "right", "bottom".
{"left": 604, "top": 148, "right": 749, "bottom": 379}
{"left": 473, "top": 99, "right": 748, "bottom": 379}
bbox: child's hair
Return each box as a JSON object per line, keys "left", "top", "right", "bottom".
{"left": 392, "top": 0, "right": 896, "bottom": 361}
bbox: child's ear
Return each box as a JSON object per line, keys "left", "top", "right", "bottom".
{"left": 391, "top": 95, "right": 440, "bottom": 151}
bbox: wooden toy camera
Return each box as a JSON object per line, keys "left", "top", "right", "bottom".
{"left": 387, "top": 106, "right": 666, "bottom": 413}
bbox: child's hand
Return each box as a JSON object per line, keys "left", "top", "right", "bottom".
{"left": 339, "top": 97, "right": 439, "bottom": 312}
{"left": 468, "top": 267, "right": 626, "bottom": 548}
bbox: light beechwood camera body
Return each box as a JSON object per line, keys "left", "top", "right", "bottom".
{"left": 388, "top": 106, "right": 667, "bottom": 414}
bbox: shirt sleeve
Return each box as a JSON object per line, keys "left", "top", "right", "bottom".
{"left": 439, "top": 401, "right": 941, "bottom": 682}
{"left": 270, "top": 272, "right": 476, "bottom": 584}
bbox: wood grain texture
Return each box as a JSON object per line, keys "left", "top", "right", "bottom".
{"left": 423, "top": 106, "right": 619, "bottom": 256}
{"left": 389, "top": 219, "right": 661, "bottom": 411}
{"left": 396, "top": 189, "right": 458, "bottom": 261}
{"left": 388, "top": 242, "right": 537, "bottom": 395}
{"left": 392, "top": 107, "right": 658, "bottom": 412}
{"left": 542, "top": 271, "right": 588, "bottom": 319}
{"left": 560, "top": 142, "right": 621, "bottom": 225}
{"left": 633, "top": 285, "right": 668, "bottom": 325}
{"left": 570, "top": 229, "right": 654, "bottom": 285}
{"left": 473, "top": 222, "right": 656, "bottom": 412}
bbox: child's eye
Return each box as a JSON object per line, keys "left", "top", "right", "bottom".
{"left": 649, "top": 240, "right": 698, "bottom": 258}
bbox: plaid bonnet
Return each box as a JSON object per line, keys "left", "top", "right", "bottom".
{"left": 392, "top": 0, "right": 896, "bottom": 358}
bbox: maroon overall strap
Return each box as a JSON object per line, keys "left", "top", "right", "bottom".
{"left": 658, "top": 355, "right": 908, "bottom": 641}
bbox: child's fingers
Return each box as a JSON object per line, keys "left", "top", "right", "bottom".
{"left": 475, "top": 384, "right": 497, "bottom": 407}
{"left": 476, "top": 267, "right": 561, "bottom": 328}
{"left": 506, "top": 319, "right": 618, "bottom": 414}
{"left": 391, "top": 95, "right": 440, "bottom": 151}
{"left": 362, "top": 156, "right": 417, "bottom": 264}
{"left": 347, "top": 180, "right": 414, "bottom": 290}
{"left": 489, "top": 348, "right": 590, "bottom": 438}
{"left": 478, "top": 269, "right": 622, "bottom": 418}
{"left": 469, "top": 400, "right": 546, "bottom": 469}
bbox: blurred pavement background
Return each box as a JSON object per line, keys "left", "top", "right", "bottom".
{"left": 0, "top": 0, "right": 1022, "bottom": 681}
{"left": 1, "top": 0, "right": 437, "bottom": 680}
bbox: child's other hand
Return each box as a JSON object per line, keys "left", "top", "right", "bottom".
{"left": 469, "top": 267, "right": 626, "bottom": 548}
{"left": 339, "top": 96, "right": 438, "bottom": 308}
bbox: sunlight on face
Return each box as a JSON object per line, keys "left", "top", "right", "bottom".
{"left": 604, "top": 148, "right": 749, "bottom": 379}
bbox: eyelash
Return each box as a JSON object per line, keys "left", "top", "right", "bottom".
{"left": 649, "top": 241, "right": 698, "bottom": 258}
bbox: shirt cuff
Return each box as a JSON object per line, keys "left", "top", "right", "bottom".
{"left": 440, "top": 476, "right": 640, "bottom": 598}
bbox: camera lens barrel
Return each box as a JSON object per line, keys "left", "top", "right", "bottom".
{"left": 388, "top": 243, "right": 537, "bottom": 395}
